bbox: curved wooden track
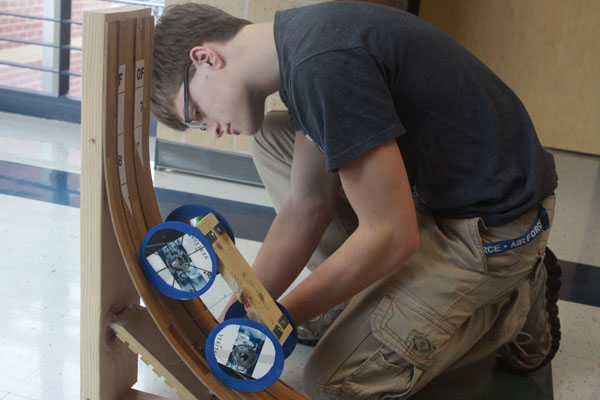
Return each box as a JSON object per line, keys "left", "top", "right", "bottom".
{"left": 83, "top": 6, "right": 306, "bottom": 400}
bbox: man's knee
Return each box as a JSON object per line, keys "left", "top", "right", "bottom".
{"left": 303, "top": 358, "right": 329, "bottom": 399}
{"left": 303, "top": 338, "right": 417, "bottom": 399}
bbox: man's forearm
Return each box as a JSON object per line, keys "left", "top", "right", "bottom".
{"left": 280, "top": 221, "right": 418, "bottom": 326}
{"left": 251, "top": 196, "right": 335, "bottom": 302}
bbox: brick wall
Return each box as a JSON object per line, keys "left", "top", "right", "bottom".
{"left": 0, "top": 0, "right": 122, "bottom": 94}
{"left": 0, "top": 1, "right": 44, "bottom": 51}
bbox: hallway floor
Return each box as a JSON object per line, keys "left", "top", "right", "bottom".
{"left": 0, "top": 111, "right": 598, "bottom": 399}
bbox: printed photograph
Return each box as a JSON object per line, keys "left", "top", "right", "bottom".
{"left": 215, "top": 324, "right": 276, "bottom": 380}
{"left": 145, "top": 229, "right": 213, "bottom": 292}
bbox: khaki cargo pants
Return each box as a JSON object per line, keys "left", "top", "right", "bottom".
{"left": 251, "top": 111, "right": 555, "bottom": 399}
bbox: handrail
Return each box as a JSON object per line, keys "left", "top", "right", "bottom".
{"left": 0, "top": 0, "right": 162, "bottom": 96}
{"left": 106, "top": 0, "right": 164, "bottom": 8}
{"left": 0, "top": 60, "right": 81, "bottom": 76}
{"left": 0, "top": 11, "right": 82, "bottom": 25}
{"left": 1, "top": 61, "right": 56, "bottom": 74}
{"left": 0, "top": 36, "right": 81, "bottom": 51}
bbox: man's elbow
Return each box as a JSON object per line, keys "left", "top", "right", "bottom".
{"left": 290, "top": 192, "right": 338, "bottom": 228}
{"left": 405, "top": 228, "right": 420, "bottom": 258}
{"left": 390, "top": 223, "right": 419, "bottom": 268}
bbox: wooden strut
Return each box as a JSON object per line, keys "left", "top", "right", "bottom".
{"left": 80, "top": 6, "right": 307, "bottom": 400}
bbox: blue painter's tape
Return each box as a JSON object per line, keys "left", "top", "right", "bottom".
{"left": 139, "top": 221, "right": 217, "bottom": 299}
{"left": 206, "top": 318, "right": 285, "bottom": 392}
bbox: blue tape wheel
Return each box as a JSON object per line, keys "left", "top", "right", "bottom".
{"left": 206, "top": 318, "right": 285, "bottom": 392}
{"left": 224, "top": 301, "right": 297, "bottom": 359}
{"left": 166, "top": 204, "right": 235, "bottom": 243}
{"left": 139, "top": 221, "right": 218, "bottom": 299}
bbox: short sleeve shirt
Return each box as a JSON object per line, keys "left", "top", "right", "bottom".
{"left": 273, "top": 2, "right": 557, "bottom": 226}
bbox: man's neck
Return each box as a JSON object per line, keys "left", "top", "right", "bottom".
{"left": 221, "top": 21, "right": 280, "bottom": 98}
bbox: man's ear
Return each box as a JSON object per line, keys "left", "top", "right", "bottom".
{"left": 189, "top": 46, "right": 225, "bottom": 70}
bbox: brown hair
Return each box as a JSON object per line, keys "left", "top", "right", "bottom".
{"left": 151, "top": 3, "right": 251, "bottom": 131}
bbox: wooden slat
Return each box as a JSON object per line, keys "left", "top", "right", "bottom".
{"left": 80, "top": 8, "right": 140, "bottom": 400}
{"left": 86, "top": 6, "right": 308, "bottom": 399}
{"left": 119, "top": 13, "right": 252, "bottom": 398}
{"left": 112, "top": 306, "right": 215, "bottom": 400}
{"left": 121, "top": 388, "right": 170, "bottom": 400}
{"left": 101, "top": 13, "right": 243, "bottom": 400}
{"left": 196, "top": 214, "right": 294, "bottom": 346}
{"left": 132, "top": 15, "right": 162, "bottom": 228}
{"left": 127, "top": 13, "right": 219, "bottom": 353}
{"left": 115, "top": 17, "right": 147, "bottom": 241}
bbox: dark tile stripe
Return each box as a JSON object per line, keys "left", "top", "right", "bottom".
{"left": 0, "top": 160, "right": 598, "bottom": 309}
{"left": 154, "top": 187, "right": 275, "bottom": 242}
{"left": 0, "top": 161, "right": 80, "bottom": 208}
{"left": 0, "top": 160, "right": 274, "bottom": 241}
{"left": 559, "top": 260, "right": 600, "bottom": 309}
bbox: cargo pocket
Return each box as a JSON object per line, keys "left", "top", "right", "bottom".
{"left": 370, "top": 288, "right": 455, "bottom": 375}
{"left": 339, "top": 343, "right": 424, "bottom": 399}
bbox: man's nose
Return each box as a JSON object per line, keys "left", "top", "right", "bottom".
{"left": 210, "top": 122, "right": 222, "bottom": 138}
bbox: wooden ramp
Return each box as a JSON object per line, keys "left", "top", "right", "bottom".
{"left": 80, "top": 6, "right": 307, "bottom": 400}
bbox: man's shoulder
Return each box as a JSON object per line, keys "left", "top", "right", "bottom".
{"left": 275, "top": 2, "right": 430, "bottom": 73}
{"left": 277, "top": 1, "right": 405, "bottom": 21}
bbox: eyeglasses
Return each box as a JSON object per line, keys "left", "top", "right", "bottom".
{"left": 183, "top": 61, "right": 207, "bottom": 130}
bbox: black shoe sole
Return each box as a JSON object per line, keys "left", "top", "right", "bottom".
{"left": 497, "top": 247, "right": 562, "bottom": 374}
{"left": 298, "top": 338, "right": 319, "bottom": 347}
{"left": 537, "top": 248, "right": 562, "bottom": 372}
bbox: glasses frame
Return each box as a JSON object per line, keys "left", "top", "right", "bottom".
{"left": 183, "top": 61, "right": 207, "bottom": 130}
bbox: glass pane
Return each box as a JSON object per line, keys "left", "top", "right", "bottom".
{"left": 0, "top": 3, "right": 52, "bottom": 93}
{"left": 68, "top": 49, "right": 81, "bottom": 97}
{"left": 0, "top": 65, "right": 45, "bottom": 92}
{"left": 69, "top": 74, "right": 81, "bottom": 98}
{"left": 0, "top": 0, "right": 165, "bottom": 95}
{"left": 69, "top": 1, "right": 121, "bottom": 96}
{"left": 70, "top": 0, "right": 122, "bottom": 45}
{"left": 69, "top": 0, "right": 164, "bottom": 96}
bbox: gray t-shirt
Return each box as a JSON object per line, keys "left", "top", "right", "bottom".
{"left": 274, "top": 2, "right": 557, "bottom": 226}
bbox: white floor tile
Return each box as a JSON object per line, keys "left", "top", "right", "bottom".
{"left": 0, "top": 305, "right": 79, "bottom": 399}
{"left": 0, "top": 111, "right": 273, "bottom": 208}
{"left": 0, "top": 194, "right": 80, "bottom": 319}
{"left": 12, "top": 338, "right": 79, "bottom": 400}
{"left": 281, "top": 343, "right": 313, "bottom": 396}
{"left": 2, "top": 394, "right": 37, "bottom": 400}
{"left": 1, "top": 111, "right": 599, "bottom": 399}
{"left": 552, "top": 300, "right": 600, "bottom": 400}
{"left": 0, "top": 112, "right": 81, "bottom": 174}
{"left": 548, "top": 150, "right": 600, "bottom": 267}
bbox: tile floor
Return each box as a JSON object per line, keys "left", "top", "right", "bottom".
{"left": 0, "top": 111, "right": 599, "bottom": 399}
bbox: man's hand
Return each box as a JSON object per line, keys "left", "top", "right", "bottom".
{"left": 225, "top": 134, "right": 418, "bottom": 327}
{"left": 246, "top": 131, "right": 342, "bottom": 303}
{"left": 214, "top": 130, "right": 340, "bottom": 325}
{"left": 280, "top": 139, "right": 419, "bottom": 325}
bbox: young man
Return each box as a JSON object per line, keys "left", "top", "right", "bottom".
{"left": 151, "top": 2, "right": 560, "bottom": 398}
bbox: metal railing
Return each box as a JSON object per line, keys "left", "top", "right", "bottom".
{"left": 0, "top": 1, "right": 75, "bottom": 95}
{"left": 0, "top": 0, "right": 163, "bottom": 97}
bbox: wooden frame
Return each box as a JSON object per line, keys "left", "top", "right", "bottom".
{"left": 80, "top": 6, "right": 306, "bottom": 399}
